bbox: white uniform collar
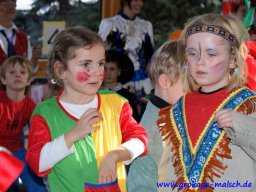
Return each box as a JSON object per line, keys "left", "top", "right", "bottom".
{"left": 0, "top": 23, "right": 19, "bottom": 32}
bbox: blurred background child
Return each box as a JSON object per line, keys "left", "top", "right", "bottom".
{"left": 0, "top": 56, "right": 46, "bottom": 192}
{"left": 127, "top": 40, "right": 186, "bottom": 192}
{"left": 101, "top": 50, "right": 140, "bottom": 121}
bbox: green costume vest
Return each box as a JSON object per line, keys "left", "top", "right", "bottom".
{"left": 32, "top": 90, "right": 127, "bottom": 192}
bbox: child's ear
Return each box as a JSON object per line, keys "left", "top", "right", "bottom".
{"left": 0, "top": 77, "right": 6, "bottom": 85}
{"left": 158, "top": 74, "right": 171, "bottom": 89}
{"left": 54, "top": 61, "right": 65, "bottom": 79}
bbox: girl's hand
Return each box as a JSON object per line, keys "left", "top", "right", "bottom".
{"left": 98, "top": 151, "right": 118, "bottom": 184}
{"left": 64, "top": 108, "right": 102, "bottom": 148}
{"left": 215, "top": 109, "right": 233, "bottom": 129}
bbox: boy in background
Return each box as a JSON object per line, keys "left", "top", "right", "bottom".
{"left": 0, "top": 56, "right": 46, "bottom": 192}
{"left": 127, "top": 40, "right": 186, "bottom": 191}
{"left": 102, "top": 50, "right": 140, "bottom": 121}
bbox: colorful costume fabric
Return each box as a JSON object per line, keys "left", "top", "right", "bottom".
{"left": 84, "top": 179, "right": 121, "bottom": 192}
{"left": 222, "top": 1, "right": 256, "bottom": 92}
{"left": 127, "top": 93, "right": 169, "bottom": 192}
{"left": 244, "top": 41, "right": 256, "bottom": 92}
{"left": 98, "top": 12, "right": 154, "bottom": 99}
{"left": 158, "top": 87, "right": 256, "bottom": 192}
{"left": 101, "top": 84, "right": 140, "bottom": 121}
{"left": 26, "top": 90, "right": 147, "bottom": 192}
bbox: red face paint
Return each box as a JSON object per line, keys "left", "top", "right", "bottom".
{"left": 76, "top": 72, "right": 90, "bottom": 82}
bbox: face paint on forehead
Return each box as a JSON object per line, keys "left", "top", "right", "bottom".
{"left": 76, "top": 72, "right": 90, "bottom": 82}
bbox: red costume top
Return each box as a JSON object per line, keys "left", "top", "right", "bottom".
{"left": 185, "top": 88, "right": 229, "bottom": 147}
{"left": 0, "top": 91, "right": 36, "bottom": 152}
{"left": 158, "top": 87, "right": 256, "bottom": 191}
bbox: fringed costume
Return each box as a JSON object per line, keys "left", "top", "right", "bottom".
{"left": 158, "top": 87, "right": 256, "bottom": 192}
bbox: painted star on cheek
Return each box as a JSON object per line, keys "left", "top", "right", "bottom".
{"left": 76, "top": 72, "right": 90, "bottom": 82}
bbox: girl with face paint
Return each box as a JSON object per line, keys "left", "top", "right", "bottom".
{"left": 26, "top": 27, "right": 147, "bottom": 192}
{"left": 158, "top": 14, "right": 256, "bottom": 192}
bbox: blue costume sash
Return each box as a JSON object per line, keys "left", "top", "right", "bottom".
{"left": 170, "top": 87, "right": 256, "bottom": 185}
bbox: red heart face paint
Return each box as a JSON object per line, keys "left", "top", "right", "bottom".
{"left": 76, "top": 72, "right": 90, "bottom": 82}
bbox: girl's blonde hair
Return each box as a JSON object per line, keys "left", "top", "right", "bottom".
{"left": 48, "top": 26, "right": 105, "bottom": 87}
{"left": 181, "top": 13, "right": 248, "bottom": 92}
{"left": 149, "top": 40, "right": 186, "bottom": 86}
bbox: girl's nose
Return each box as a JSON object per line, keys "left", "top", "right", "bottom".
{"left": 197, "top": 53, "right": 206, "bottom": 65}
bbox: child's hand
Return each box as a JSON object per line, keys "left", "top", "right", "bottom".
{"left": 64, "top": 108, "right": 102, "bottom": 148}
{"left": 75, "top": 108, "right": 102, "bottom": 137}
{"left": 98, "top": 151, "right": 118, "bottom": 184}
{"left": 215, "top": 109, "right": 233, "bottom": 129}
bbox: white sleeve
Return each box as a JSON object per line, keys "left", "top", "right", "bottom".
{"left": 121, "top": 138, "right": 145, "bottom": 165}
{"left": 147, "top": 21, "right": 154, "bottom": 46}
{"left": 98, "top": 18, "right": 113, "bottom": 41}
{"left": 39, "top": 135, "right": 74, "bottom": 172}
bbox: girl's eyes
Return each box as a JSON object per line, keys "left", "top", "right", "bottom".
{"left": 186, "top": 51, "right": 197, "bottom": 57}
{"left": 208, "top": 53, "right": 216, "bottom": 57}
{"left": 186, "top": 52, "right": 217, "bottom": 57}
{"left": 81, "top": 63, "right": 89, "bottom": 68}
{"left": 80, "top": 62, "right": 105, "bottom": 69}
{"left": 98, "top": 62, "right": 105, "bottom": 67}
{"left": 8, "top": 70, "right": 27, "bottom": 74}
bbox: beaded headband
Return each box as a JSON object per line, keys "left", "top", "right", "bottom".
{"left": 185, "top": 25, "right": 240, "bottom": 49}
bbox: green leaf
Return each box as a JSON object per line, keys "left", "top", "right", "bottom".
{"left": 242, "top": 8, "right": 255, "bottom": 30}
{"left": 244, "top": 0, "right": 251, "bottom": 10}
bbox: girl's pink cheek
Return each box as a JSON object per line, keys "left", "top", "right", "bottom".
{"left": 76, "top": 72, "right": 90, "bottom": 82}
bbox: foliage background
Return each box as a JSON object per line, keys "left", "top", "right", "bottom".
{"left": 16, "top": 0, "right": 222, "bottom": 51}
